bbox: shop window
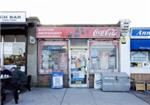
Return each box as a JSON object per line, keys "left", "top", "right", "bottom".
{"left": 2, "top": 35, "right": 26, "bottom": 72}
{"left": 39, "top": 41, "right": 68, "bottom": 74}
{"left": 130, "top": 51, "right": 150, "bottom": 68}
{"left": 90, "top": 44, "right": 117, "bottom": 72}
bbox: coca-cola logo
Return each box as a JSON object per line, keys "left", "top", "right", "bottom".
{"left": 93, "top": 28, "right": 119, "bottom": 37}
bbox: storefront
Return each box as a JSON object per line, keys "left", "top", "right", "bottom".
{"left": 0, "top": 12, "right": 27, "bottom": 72}
{"left": 36, "top": 25, "right": 121, "bottom": 87}
{"left": 130, "top": 28, "right": 150, "bottom": 81}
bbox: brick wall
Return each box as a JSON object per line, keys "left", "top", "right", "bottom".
{"left": 38, "top": 74, "right": 69, "bottom": 88}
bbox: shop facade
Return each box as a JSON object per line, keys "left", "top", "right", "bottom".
{"left": 0, "top": 12, "right": 40, "bottom": 85}
{"left": 0, "top": 12, "right": 27, "bottom": 72}
{"left": 130, "top": 28, "right": 150, "bottom": 81}
{"left": 36, "top": 25, "right": 122, "bottom": 87}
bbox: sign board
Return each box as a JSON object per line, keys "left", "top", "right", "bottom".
{"left": 51, "top": 72, "right": 64, "bottom": 88}
{"left": 0, "top": 11, "right": 26, "bottom": 23}
{"left": 131, "top": 28, "right": 150, "bottom": 39}
{"left": 120, "top": 36, "right": 126, "bottom": 44}
{"left": 36, "top": 27, "right": 120, "bottom": 38}
{"left": 131, "top": 51, "right": 149, "bottom": 62}
{"left": 94, "top": 73, "right": 102, "bottom": 89}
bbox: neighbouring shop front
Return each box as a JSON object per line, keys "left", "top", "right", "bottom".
{"left": 130, "top": 28, "right": 150, "bottom": 81}
{"left": 0, "top": 12, "right": 27, "bottom": 73}
{"left": 36, "top": 25, "right": 121, "bottom": 87}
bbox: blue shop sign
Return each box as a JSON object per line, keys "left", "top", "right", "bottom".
{"left": 131, "top": 28, "right": 150, "bottom": 38}
{"left": 131, "top": 39, "right": 150, "bottom": 50}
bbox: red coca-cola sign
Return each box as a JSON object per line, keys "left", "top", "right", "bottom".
{"left": 36, "top": 26, "right": 120, "bottom": 38}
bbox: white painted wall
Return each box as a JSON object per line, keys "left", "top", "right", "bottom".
{"left": 130, "top": 68, "right": 150, "bottom": 73}
{"left": 120, "top": 36, "right": 130, "bottom": 76}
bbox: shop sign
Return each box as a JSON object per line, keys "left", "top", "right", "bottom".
{"left": 36, "top": 27, "right": 65, "bottom": 38}
{"left": 93, "top": 28, "right": 119, "bottom": 38}
{"left": 36, "top": 26, "right": 120, "bottom": 38}
{"left": 131, "top": 28, "right": 150, "bottom": 38}
{"left": 131, "top": 51, "right": 148, "bottom": 62}
{"left": 120, "top": 36, "right": 126, "bottom": 44}
{"left": 0, "top": 11, "right": 26, "bottom": 23}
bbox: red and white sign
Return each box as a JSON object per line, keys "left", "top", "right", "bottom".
{"left": 37, "top": 27, "right": 65, "bottom": 38}
{"left": 36, "top": 27, "right": 120, "bottom": 38}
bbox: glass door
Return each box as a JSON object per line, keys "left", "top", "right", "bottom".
{"left": 70, "top": 48, "right": 88, "bottom": 87}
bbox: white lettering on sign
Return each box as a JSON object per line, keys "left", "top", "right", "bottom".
{"left": 38, "top": 31, "right": 62, "bottom": 35}
{"left": 137, "top": 30, "right": 150, "bottom": 36}
{"left": 93, "top": 28, "right": 118, "bottom": 37}
{"left": 37, "top": 28, "right": 55, "bottom": 31}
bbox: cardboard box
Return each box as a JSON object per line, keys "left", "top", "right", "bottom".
{"left": 135, "top": 81, "right": 145, "bottom": 91}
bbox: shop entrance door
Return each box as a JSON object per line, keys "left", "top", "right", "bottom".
{"left": 69, "top": 48, "right": 88, "bottom": 87}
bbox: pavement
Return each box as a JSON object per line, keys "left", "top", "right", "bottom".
{"left": 5, "top": 88, "right": 150, "bottom": 105}
{"left": 131, "top": 91, "right": 150, "bottom": 104}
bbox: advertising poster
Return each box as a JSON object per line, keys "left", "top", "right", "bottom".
{"left": 100, "top": 51, "right": 109, "bottom": 70}
{"left": 39, "top": 41, "right": 68, "bottom": 74}
{"left": 52, "top": 72, "right": 64, "bottom": 88}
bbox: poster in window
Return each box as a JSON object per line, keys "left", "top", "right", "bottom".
{"left": 100, "top": 51, "right": 109, "bottom": 69}
{"left": 131, "top": 51, "right": 148, "bottom": 62}
{"left": 13, "top": 43, "right": 25, "bottom": 55}
{"left": 4, "top": 43, "right": 13, "bottom": 55}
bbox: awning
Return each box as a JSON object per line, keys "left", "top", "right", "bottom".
{"left": 131, "top": 39, "right": 150, "bottom": 50}
{"left": 1, "top": 23, "right": 27, "bottom": 35}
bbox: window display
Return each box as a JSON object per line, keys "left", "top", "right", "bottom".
{"left": 39, "top": 41, "right": 68, "bottom": 74}
{"left": 1, "top": 35, "right": 26, "bottom": 71}
{"left": 90, "top": 41, "right": 117, "bottom": 72}
{"left": 131, "top": 51, "right": 150, "bottom": 68}
{"left": 3, "top": 42, "right": 26, "bottom": 71}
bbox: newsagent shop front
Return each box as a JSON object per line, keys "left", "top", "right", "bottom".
{"left": 36, "top": 25, "right": 121, "bottom": 88}
{"left": 130, "top": 28, "right": 150, "bottom": 82}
